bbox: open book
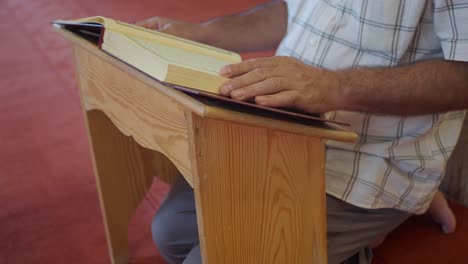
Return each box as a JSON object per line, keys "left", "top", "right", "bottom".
{"left": 53, "top": 16, "right": 238, "bottom": 94}
{"left": 52, "top": 16, "right": 348, "bottom": 126}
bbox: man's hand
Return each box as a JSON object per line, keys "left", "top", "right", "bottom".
{"left": 135, "top": 17, "right": 206, "bottom": 42}
{"left": 219, "top": 57, "right": 342, "bottom": 113}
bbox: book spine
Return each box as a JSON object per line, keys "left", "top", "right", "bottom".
{"left": 98, "top": 27, "right": 105, "bottom": 48}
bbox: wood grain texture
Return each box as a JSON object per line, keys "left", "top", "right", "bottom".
{"left": 84, "top": 110, "right": 179, "bottom": 264}
{"left": 139, "top": 146, "right": 181, "bottom": 185}
{"left": 73, "top": 45, "right": 193, "bottom": 184}
{"left": 442, "top": 116, "right": 468, "bottom": 206}
{"left": 189, "top": 115, "right": 327, "bottom": 264}
{"left": 205, "top": 105, "right": 357, "bottom": 142}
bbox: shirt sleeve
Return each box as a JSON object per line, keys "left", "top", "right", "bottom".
{"left": 433, "top": 0, "right": 468, "bottom": 62}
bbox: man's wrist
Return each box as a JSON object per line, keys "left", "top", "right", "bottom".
{"left": 333, "top": 69, "right": 367, "bottom": 113}
{"left": 325, "top": 70, "right": 351, "bottom": 112}
{"left": 196, "top": 19, "right": 226, "bottom": 46}
{"left": 192, "top": 22, "right": 212, "bottom": 43}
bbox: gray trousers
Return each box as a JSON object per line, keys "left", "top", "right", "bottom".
{"left": 152, "top": 177, "right": 410, "bottom": 264}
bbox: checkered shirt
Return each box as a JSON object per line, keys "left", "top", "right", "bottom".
{"left": 276, "top": 0, "right": 468, "bottom": 213}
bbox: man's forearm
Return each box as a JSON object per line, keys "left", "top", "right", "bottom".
{"left": 198, "top": 0, "right": 287, "bottom": 52}
{"left": 338, "top": 60, "right": 468, "bottom": 115}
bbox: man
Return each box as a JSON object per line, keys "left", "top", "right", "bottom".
{"left": 137, "top": 0, "right": 468, "bottom": 263}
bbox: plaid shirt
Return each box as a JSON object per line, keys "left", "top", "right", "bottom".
{"left": 276, "top": 0, "right": 468, "bottom": 213}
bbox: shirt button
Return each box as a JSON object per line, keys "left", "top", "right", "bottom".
{"left": 309, "top": 37, "right": 319, "bottom": 46}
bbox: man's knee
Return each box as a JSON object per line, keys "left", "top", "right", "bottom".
{"left": 152, "top": 209, "right": 186, "bottom": 263}
{"left": 151, "top": 177, "right": 199, "bottom": 263}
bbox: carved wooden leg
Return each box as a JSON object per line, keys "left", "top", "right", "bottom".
{"left": 84, "top": 110, "right": 178, "bottom": 264}
{"left": 189, "top": 116, "right": 328, "bottom": 264}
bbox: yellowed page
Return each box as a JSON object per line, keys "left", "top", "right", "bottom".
{"left": 166, "top": 64, "right": 229, "bottom": 94}
{"left": 102, "top": 31, "right": 169, "bottom": 81}
{"left": 54, "top": 16, "right": 108, "bottom": 25}
{"left": 106, "top": 19, "right": 241, "bottom": 64}
{"left": 125, "top": 35, "right": 232, "bottom": 75}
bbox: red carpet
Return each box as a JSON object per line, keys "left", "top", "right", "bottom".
{"left": 1, "top": 0, "right": 466, "bottom": 263}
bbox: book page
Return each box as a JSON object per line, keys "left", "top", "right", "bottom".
{"left": 111, "top": 20, "right": 241, "bottom": 63}
{"left": 126, "top": 35, "right": 232, "bottom": 74}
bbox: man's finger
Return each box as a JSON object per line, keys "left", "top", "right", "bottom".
{"left": 255, "top": 90, "right": 299, "bottom": 108}
{"left": 220, "top": 67, "right": 278, "bottom": 95}
{"left": 229, "top": 78, "right": 285, "bottom": 101}
{"left": 220, "top": 57, "right": 280, "bottom": 78}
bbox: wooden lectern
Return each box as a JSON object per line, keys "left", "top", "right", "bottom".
{"left": 56, "top": 28, "right": 357, "bottom": 264}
